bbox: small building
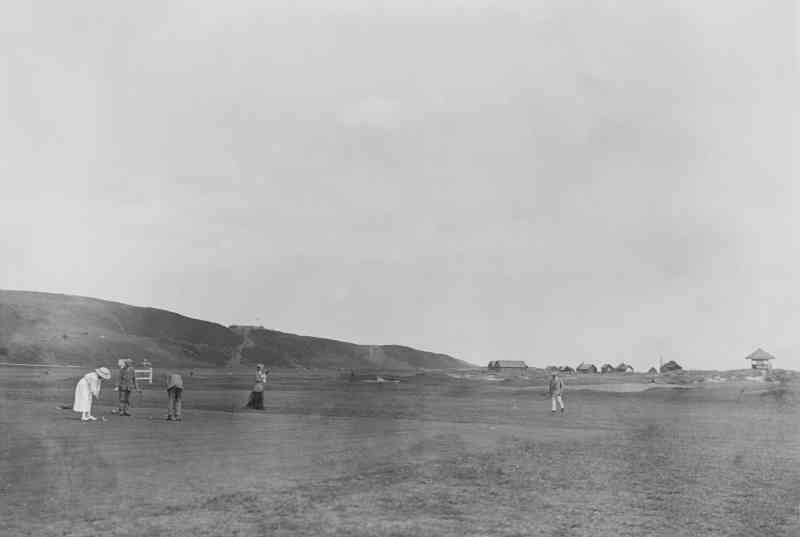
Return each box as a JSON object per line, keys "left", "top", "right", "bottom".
{"left": 600, "top": 363, "right": 615, "bottom": 374}
{"left": 576, "top": 362, "right": 598, "bottom": 374}
{"left": 615, "top": 363, "right": 634, "bottom": 373}
{"left": 558, "top": 366, "right": 575, "bottom": 375}
{"left": 660, "top": 360, "right": 682, "bottom": 373}
{"left": 647, "top": 366, "right": 658, "bottom": 375}
{"left": 488, "top": 360, "right": 528, "bottom": 375}
{"left": 745, "top": 348, "right": 775, "bottom": 371}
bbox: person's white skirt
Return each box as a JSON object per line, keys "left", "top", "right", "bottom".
{"left": 73, "top": 377, "right": 92, "bottom": 413}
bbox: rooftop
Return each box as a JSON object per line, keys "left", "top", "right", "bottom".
{"left": 745, "top": 348, "right": 775, "bottom": 361}
{"left": 490, "top": 360, "right": 528, "bottom": 368}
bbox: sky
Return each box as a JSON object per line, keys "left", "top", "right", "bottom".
{"left": 1, "top": 1, "right": 798, "bottom": 370}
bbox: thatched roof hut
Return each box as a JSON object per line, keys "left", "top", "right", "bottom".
{"left": 745, "top": 348, "right": 775, "bottom": 370}
{"left": 647, "top": 366, "right": 658, "bottom": 374}
{"left": 601, "top": 363, "right": 615, "bottom": 374}
{"left": 576, "top": 362, "right": 598, "bottom": 373}
{"left": 615, "top": 363, "right": 634, "bottom": 373}
{"left": 660, "top": 360, "right": 682, "bottom": 373}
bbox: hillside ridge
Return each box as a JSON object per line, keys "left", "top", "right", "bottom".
{"left": 0, "top": 289, "right": 466, "bottom": 370}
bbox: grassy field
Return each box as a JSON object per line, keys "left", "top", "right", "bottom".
{"left": 2, "top": 366, "right": 800, "bottom": 536}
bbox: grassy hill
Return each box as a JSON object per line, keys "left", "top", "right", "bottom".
{"left": 0, "top": 290, "right": 240, "bottom": 367}
{"left": 232, "top": 326, "right": 465, "bottom": 370}
{"left": 0, "top": 290, "right": 467, "bottom": 370}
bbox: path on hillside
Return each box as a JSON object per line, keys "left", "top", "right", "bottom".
{"left": 229, "top": 327, "right": 255, "bottom": 367}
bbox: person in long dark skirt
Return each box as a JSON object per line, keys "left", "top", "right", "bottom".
{"left": 245, "top": 364, "right": 269, "bottom": 409}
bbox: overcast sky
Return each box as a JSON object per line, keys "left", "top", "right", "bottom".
{"left": 1, "top": 1, "right": 797, "bottom": 370}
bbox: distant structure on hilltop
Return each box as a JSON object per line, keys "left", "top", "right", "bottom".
{"left": 745, "top": 348, "right": 775, "bottom": 371}
{"left": 488, "top": 360, "right": 528, "bottom": 375}
{"left": 229, "top": 324, "right": 264, "bottom": 331}
{"left": 576, "top": 362, "right": 598, "bottom": 374}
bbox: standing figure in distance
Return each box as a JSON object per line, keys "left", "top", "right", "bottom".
{"left": 163, "top": 372, "right": 184, "bottom": 421}
{"left": 245, "top": 364, "right": 269, "bottom": 410}
{"left": 73, "top": 367, "right": 111, "bottom": 421}
{"left": 549, "top": 371, "right": 565, "bottom": 414}
{"left": 115, "top": 358, "right": 141, "bottom": 416}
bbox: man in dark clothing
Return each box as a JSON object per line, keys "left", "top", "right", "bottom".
{"left": 116, "top": 359, "right": 141, "bottom": 416}
{"left": 549, "top": 372, "right": 565, "bottom": 414}
{"left": 163, "top": 372, "right": 184, "bottom": 421}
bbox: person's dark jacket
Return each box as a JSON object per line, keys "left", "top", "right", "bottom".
{"left": 549, "top": 377, "right": 564, "bottom": 396}
{"left": 117, "top": 366, "right": 140, "bottom": 391}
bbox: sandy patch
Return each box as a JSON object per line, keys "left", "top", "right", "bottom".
{"left": 568, "top": 383, "right": 691, "bottom": 393}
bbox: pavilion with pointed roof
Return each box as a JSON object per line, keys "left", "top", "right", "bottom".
{"left": 745, "top": 348, "right": 775, "bottom": 371}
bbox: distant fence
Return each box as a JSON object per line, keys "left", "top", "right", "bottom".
{"left": 134, "top": 367, "right": 153, "bottom": 384}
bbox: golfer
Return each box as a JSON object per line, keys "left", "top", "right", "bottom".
{"left": 549, "top": 371, "right": 565, "bottom": 414}
{"left": 245, "top": 364, "right": 269, "bottom": 410}
{"left": 115, "top": 358, "right": 141, "bottom": 416}
{"left": 163, "top": 372, "right": 184, "bottom": 421}
{"left": 73, "top": 367, "right": 111, "bottom": 421}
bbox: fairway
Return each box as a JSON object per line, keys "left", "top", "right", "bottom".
{"left": 2, "top": 366, "right": 800, "bottom": 536}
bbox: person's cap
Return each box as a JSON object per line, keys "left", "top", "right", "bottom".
{"left": 96, "top": 367, "right": 111, "bottom": 379}
{"left": 125, "top": 358, "right": 135, "bottom": 365}
{"left": 257, "top": 363, "right": 264, "bottom": 369}
{"left": 117, "top": 359, "right": 127, "bottom": 368}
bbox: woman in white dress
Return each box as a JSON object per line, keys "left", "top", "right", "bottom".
{"left": 73, "top": 367, "right": 111, "bottom": 421}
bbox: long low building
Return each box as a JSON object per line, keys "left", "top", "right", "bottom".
{"left": 488, "top": 360, "right": 529, "bottom": 375}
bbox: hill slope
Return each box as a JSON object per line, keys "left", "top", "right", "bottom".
{"left": 0, "top": 290, "right": 467, "bottom": 370}
{"left": 231, "top": 326, "right": 465, "bottom": 370}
